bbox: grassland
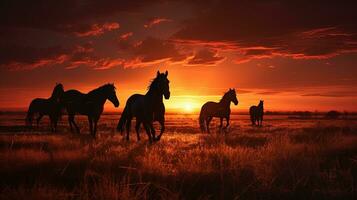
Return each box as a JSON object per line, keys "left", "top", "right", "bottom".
{"left": 0, "top": 113, "right": 356, "bottom": 199}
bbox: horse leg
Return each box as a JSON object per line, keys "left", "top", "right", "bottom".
{"left": 68, "top": 115, "right": 73, "bottom": 132}
{"left": 219, "top": 117, "right": 223, "bottom": 132}
{"left": 70, "top": 115, "right": 80, "bottom": 134}
{"left": 126, "top": 118, "right": 132, "bottom": 141}
{"left": 88, "top": 116, "right": 93, "bottom": 136}
{"left": 143, "top": 122, "right": 152, "bottom": 143}
{"left": 53, "top": 117, "right": 58, "bottom": 133}
{"left": 49, "top": 115, "right": 55, "bottom": 133}
{"left": 225, "top": 116, "right": 230, "bottom": 129}
{"left": 93, "top": 118, "right": 99, "bottom": 138}
{"left": 157, "top": 119, "right": 165, "bottom": 141}
{"left": 250, "top": 115, "right": 255, "bottom": 126}
{"left": 206, "top": 117, "right": 212, "bottom": 134}
{"left": 135, "top": 120, "right": 141, "bottom": 141}
{"left": 36, "top": 114, "right": 43, "bottom": 128}
{"left": 149, "top": 123, "right": 156, "bottom": 142}
{"left": 260, "top": 115, "right": 263, "bottom": 126}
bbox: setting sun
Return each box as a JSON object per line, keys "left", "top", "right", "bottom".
{"left": 183, "top": 102, "right": 194, "bottom": 113}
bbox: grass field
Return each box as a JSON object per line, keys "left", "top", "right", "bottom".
{"left": 0, "top": 113, "right": 356, "bottom": 199}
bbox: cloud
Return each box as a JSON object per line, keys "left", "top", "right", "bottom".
{"left": 71, "top": 22, "right": 120, "bottom": 37}
{"left": 119, "top": 32, "right": 133, "bottom": 40}
{"left": 118, "top": 37, "right": 191, "bottom": 66}
{"left": 144, "top": 17, "right": 172, "bottom": 28}
{"left": 173, "top": 0, "right": 357, "bottom": 62}
{"left": 301, "top": 91, "right": 357, "bottom": 98}
{"left": 0, "top": 0, "right": 159, "bottom": 33}
{"left": 186, "top": 49, "right": 224, "bottom": 66}
{"left": 0, "top": 44, "right": 70, "bottom": 70}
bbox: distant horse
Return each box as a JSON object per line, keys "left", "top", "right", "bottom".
{"left": 26, "top": 83, "right": 64, "bottom": 132}
{"left": 199, "top": 89, "right": 239, "bottom": 133}
{"left": 117, "top": 71, "right": 170, "bottom": 142}
{"left": 249, "top": 100, "right": 264, "bottom": 126}
{"left": 61, "top": 84, "right": 119, "bottom": 138}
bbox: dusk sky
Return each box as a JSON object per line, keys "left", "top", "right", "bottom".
{"left": 1, "top": 0, "right": 357, "bottom": 112}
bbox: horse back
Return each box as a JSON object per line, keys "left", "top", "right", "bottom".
{"left": 28, "top": 98, "right": 59, "bottom": 115}
{"left": 201, "top": 101, "right": 229, "bottom": 117}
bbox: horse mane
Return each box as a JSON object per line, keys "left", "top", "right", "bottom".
{"left": 147, "top": 76, "right": 160, "bottom": 92}
{"left": 219, "top": 91, "right": 231, "bottom": 103}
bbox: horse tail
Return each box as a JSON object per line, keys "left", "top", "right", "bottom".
{"left": 117, "top": 104, "right": 129, "bottom": 133}
{"left": 199, "top": 109, "right": 206, "bottom": 133}
{"left": 26, "top": 101, "right": 35, "bottom": 126}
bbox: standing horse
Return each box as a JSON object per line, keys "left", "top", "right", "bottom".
{"left": 199, "top": 89, "right": 238, "bottom": 133}
{"left": 117, "top": 70, "right": 170, "bottom": 142}
{"left": 61, "top": 84, "right": 119, "bottom": 138}
{"left": 249, "top": 100, "right": 264, "bottom": 126}
{"left": 26, "top": 83, "right": 64, "bottom": 132}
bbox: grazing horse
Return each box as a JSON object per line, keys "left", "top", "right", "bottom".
{"left": 117, "top": 70, "right": 170, "bottom": 142}
{"left": 199, "top": 89, "right": 238, "bottom": 133}
{"left": 61, "top": 84, "right": 119, "bottom": 138}
{"left": 26, "top": 83, "right": 64, "bottom": 132}
{"left": 249, "top": 100, "right": 264, "bottom": 126}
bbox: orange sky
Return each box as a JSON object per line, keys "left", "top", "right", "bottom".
{"left": 1, "top": 1, "right": 357, "bottom": 112}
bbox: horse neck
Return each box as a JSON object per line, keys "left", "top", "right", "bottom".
{"left": 49, "top": 89, "right": 59, "bottom": 101}
{"left": 145, "top": 87, "right": 162, "bottom": 103}
{"left": 87, "top": 88, "right": 108, "bottom": 105}
{"left": 219, "top": 96, "right": 231, "bottom": 108}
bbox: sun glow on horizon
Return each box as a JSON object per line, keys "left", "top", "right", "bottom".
{"left": 183, "top": 102, "right": 195, "bottom": 113}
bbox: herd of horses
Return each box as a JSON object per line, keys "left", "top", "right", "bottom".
{"left": 26, "top": 70, "right": 264, "bottom": 142}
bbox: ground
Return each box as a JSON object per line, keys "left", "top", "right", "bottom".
{"left": 0, "top": 113, "right": 356, "bottom": 199}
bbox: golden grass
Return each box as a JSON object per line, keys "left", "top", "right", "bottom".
{"left": 0, "top": 120, "right": 356, "bottom": 199}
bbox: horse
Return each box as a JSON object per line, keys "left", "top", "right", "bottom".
{"left": 249, "top": 100, "right": 264, "bottom": 126}
{"left": 60, "top": 84, "right": 119, "bottom": 138}
{"left": 117, "top": 70, "right": 170, "bottom": 143}
{"left": 26, "top": 83, "right": 64, "bottom": 132}
{"left": 199, "top": 88, "right": 238, "bottom": 133}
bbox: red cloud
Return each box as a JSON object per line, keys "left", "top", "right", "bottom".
{"left": 119, "top": 32, "right": 133, "bottom": 40}
{"left": 73, "top": 22, "right": 120, "bottom": 37}
{"left": 173, "top": 1, "right": 357, "bottom": 63}
{"left": 186, "top": 49, "right": 224, "bottom": 66}
{"left": 144, "top": 18, "right": 172, "bottom": 28}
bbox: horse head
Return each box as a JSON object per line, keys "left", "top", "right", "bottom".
{"left": 51, "top": 83, "right": 64, "bottom": 101}
{"left": 154, "top": 70, "right": 170, "bottom": 99}
{"left": 229, "top": 88, "right": 238, "bottom": 105}
{"left": 105, "top": 83, "right": 120, "bottom": 107}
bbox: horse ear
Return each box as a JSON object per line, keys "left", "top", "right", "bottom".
{"left": 165, "top": 70, "right": 168, "bottom": 77}
{"left": 157, "top": 70, "right": 160, "bottom": 77}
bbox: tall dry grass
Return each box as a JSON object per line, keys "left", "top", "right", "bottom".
{"left": 0, "top": 123, "right": 356, "bottom": 199}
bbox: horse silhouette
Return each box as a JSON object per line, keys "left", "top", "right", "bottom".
{"left": 60, "top": 84, "right": 119, "bottom": 138}
{"left": 26, "top": 83, "right": 64, "bottom": 132}
{"left": 199, "top": 88, "right": 238, "bottom": 133}
{"left": 117, "top": 70, "right": 170, "bottom": 142}
{"left": 249, "top": 100, "right": 264, "bottom": 126}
